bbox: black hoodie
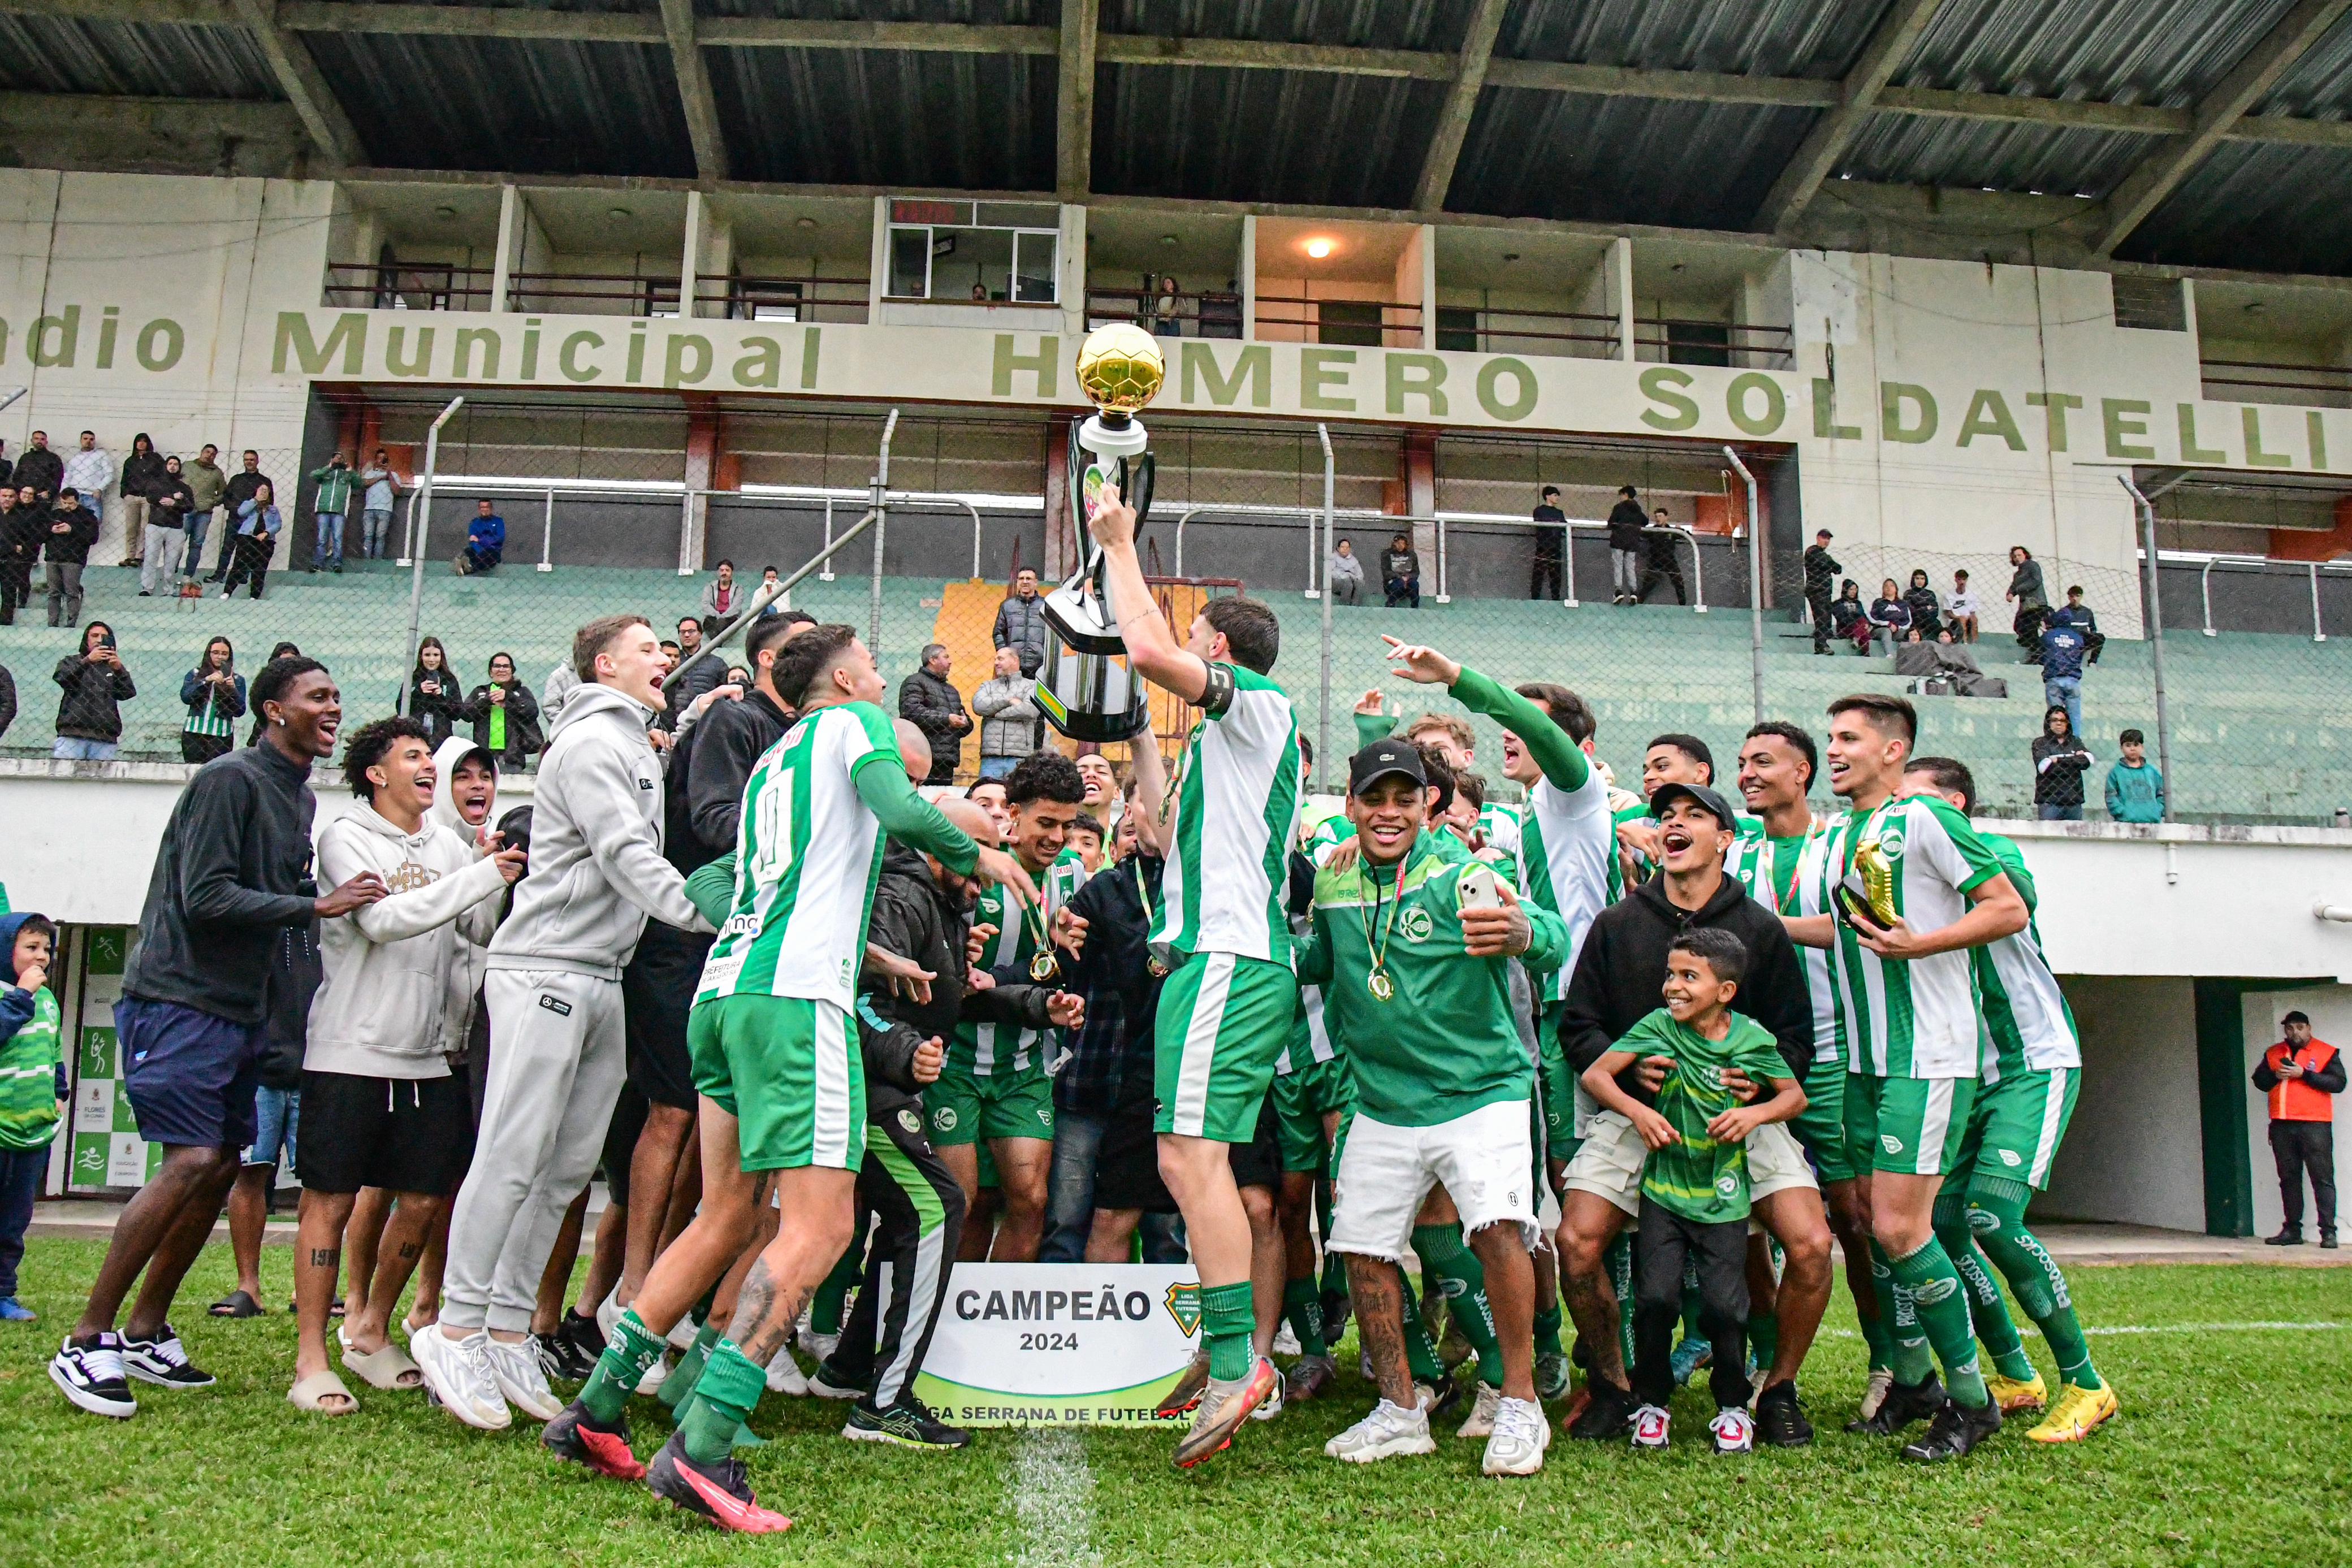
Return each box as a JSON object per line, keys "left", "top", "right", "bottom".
{"left": 1558, "top": 870, "right": 1813, "bottom": 1104}
{"left": 857, "top": 841, "right": 1057, "bottom": 1124}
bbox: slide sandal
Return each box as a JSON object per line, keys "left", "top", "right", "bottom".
{"left": 287, "top": 1371, "right": 360, "bottom": 1416}
{"left": 344, "top": 1342, "right": 422, "bottom": 1391}
{"left": 209, "top": 1290, "right": 263, "bottom": 1319}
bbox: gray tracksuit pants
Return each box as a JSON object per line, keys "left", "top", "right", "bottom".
{"left": 441, "top": 965, "right": 626, "bottom": 1333}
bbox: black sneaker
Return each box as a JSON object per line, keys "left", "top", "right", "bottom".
{"left": 1424, "top": 1370, "right": 1465, "bottom": 1424}
{"left": 1320, "top": 1290, "right": 1351, "bottom": 1345}
{"left": 1901, "top": 1396, "right": 2003, "bottom": 1462}
{"left": 2266, "top": 1229, "right": 2305, "bottom": 1247}
{"left": 1848, "top": 1374, "right": 1945, "bottom": 1436}
{"left": 50, "top": 1333, "right": 137, "bottom": 1417}
{"left": 1756, "top": 1380, "right": 1814, "bottom": 1447}
{"left": 1567, "top": 1378, "right": 1637, "bottom": 1441}
{"left": 646, "top": 1431, "right": 793, "bottom": 1534}
{"left": 807, "top": 1358, "right": 866, "bottom": 1401}
{"left": 535, "top": 1328, "right": 597, "bottom": 1384}
{"left": 122, "top": 1324, "right": 215, "bottom": 1389}
{"left": 843, "top": 1396, "right": 970, "bottom": 1450}
{"left": 542, "top": 1399, "right": 647, "bottom": 1480}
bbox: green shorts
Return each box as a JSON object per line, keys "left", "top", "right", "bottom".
{"left": 926, "top": 1063, "right": 1055, "bottom": 1148}
{"left": 1952, "top": 1065, "right": 2077, "bottom": 1190}
{"left": 1843, "top": 1071, "right": 1976, "bottom": 1179}
{"left": 1792, "top": 1057, "right": 1861, "bottom": 1184}
{"left": 1155, "top": 951, "right": 1298, "bottom": 1143}
{"left": 1537, "top": 1015, "right": 1577, "bottom": 1160}
{"left": 1272, "top": 1054, "right": 1352, "bottom": 1175}
{"left": 689, "top": 994, "right": 864, "bottom": 1172}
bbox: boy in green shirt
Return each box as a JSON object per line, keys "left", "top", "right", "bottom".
{"left": 0, "top": 913, "right": 63, "bottom": 1321}
{"left": 1582, "top": 927, "right": 1805, "bottom": 1454}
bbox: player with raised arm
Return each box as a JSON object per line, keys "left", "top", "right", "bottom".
{"left": 1901, "top": 756, "right": 2117, "bottom": 1445}
{"left": 1088, "top": 482, "right": 1298, "bottom": 1467}
{"left": 1784, "top": 694, "right": 2030, "bottom": 1463}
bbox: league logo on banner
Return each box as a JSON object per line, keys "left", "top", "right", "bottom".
{"left": 914, "top": 1263, "right": 1201, "bottom": 1427}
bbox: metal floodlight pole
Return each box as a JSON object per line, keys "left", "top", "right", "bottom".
{"left": 1724, "top": 447, "right": 1764, "bottom": 725}
{"left": 869, "top": 408, "right": 898, "bottom": 651}
{"left": 397, "top": 396, "right": 464, "bottom": 717}
{"left": 1317, "top": 423, "right": 1334, "bottom": 774}
{"left": 2120, "top": 475, "right": 2176, "bottom": 824}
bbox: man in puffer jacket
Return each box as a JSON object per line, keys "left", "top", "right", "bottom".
{"left": 288, "top": 716, "right": 521, "bottom": 1415}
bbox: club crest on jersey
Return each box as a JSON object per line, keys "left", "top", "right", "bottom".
{"left": 1399, "top": 907, "right": 1434, "bottom": 943}
{"left": 1878, "top": 828, "right": 1906, "bottom": 857}
{"left": 898, "top": 1109, "right": 922, "bottom": 1136}
{"left": 1716, "top": 1173, "right": 1740, "bottom": 1197}
{"left": 1164, "top": 1281, "right": 1203, "bottom": 1337}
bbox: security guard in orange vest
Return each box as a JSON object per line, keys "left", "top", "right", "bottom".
{"left": 2254, "top": 1011, "right": 2344, "bottom": 1248}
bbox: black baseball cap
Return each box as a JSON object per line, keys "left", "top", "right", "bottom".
{"left": 1650, "top": 781, "right": 1739, "bottom": 832}
{"left": 1349, "top": 739, "right": 1427, "bottom": 796}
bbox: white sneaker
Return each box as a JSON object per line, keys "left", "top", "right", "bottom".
{"left": 1325, "top": 1399, "right": 1436, "bottom": 1463}
{"left": 594, "top": 1287, "right": 622, "bottom": 1345}
{"left": 1250, "top": 1366, "right": 1286, "bottom": 1422}
{"left": 1272, "top": 1323, "right": 1301, "bottom": 1357}
{"left": 1710, "top": 1405, "right": 1755, "bottom": 1454}
{"left": 798, "top": 1325, "right": 840, "bottom": 1363}
{"left": 666, "top": 1315, "right": 700, "bottom": 1353}
{"left": 766, "top": 1352, "right": 810, "bottom": 1395}
{"left": 1458, "top": 1379, "right": 1503, "bottom": 1439}
{"left": 1480, "top": 1396, "right": 1551, "bottom": 1476}
{"left": 483, "top": 1335, "right": 563, "bottom": 1421}
{"left": 636, "top": 1352, "right": 672, "bottom": 1396}
{"left": 1858, "top": 1366, "right": 1895, "bottom": 1422}
{"left": 413, "top": 1328, "right": 512, "bottom": 1431}
{"left": 1412, "top": 1381, "right": 1437, "bottom": 1413}
{"left": 1631, "top": 1403, "right": 1671, "bottom": 1450}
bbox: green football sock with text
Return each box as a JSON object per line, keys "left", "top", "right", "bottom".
{"left": 1888, "top": 1238, "right": 1990, "bottom": 1408}
{"left": 1199, "top": 1281, "right": 1257, "bottom": 1381}
{"left": 578, "top": 1309, "right": 666, "bottom": 1425}
{"left": 1970, "top": 1179, "right": 2101, "bottom": 1391}
{"left": 1282, "top": 1277, "right": 1328, "bottom": 1358}
{"left": 677, "top": 1340, "right": 768, "bottom": 1465}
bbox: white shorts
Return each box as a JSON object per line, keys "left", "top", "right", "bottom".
{"left": 1562, "top": 1109, "right": 1643, "bottom": 1219}
{"left": 1329, "top": 1099, "right": 1538, "bottom": 1262}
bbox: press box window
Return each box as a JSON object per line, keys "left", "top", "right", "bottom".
{"left": 886, "top": 198, "right": 1060, "bottom": 304}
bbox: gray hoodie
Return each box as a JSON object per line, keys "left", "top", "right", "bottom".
{"left": 426, "top": 735, "right": 501, "bottom": 1055}
{"left": 486, "top": 681, "right": 709, "bottom": 978}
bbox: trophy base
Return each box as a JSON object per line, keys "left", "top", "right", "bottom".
{"left": 1078, "top": 412, "right": 1148, "bottom": 461}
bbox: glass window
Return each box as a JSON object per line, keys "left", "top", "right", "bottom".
{"left": 1013, "top": 231, "right": 1058, "bottom": 303}
{"left": 889, "top": 227, "right": 931, "bottom": 298}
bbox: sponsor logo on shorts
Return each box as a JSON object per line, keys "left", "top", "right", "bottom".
{"left": 1399, "top": 907, "right": 1434, "bottom": 943}
{"left": 898, "top": 1109, "right": 922, "bottom": 1136}
{"left": 1912, "top": 1276, "right": 1960, "bottom": 1305}
{"left": 933, "top": 1106, "right": 958, "bottom": 1130}
{"left": 1880, "top": 1133, "right": 1903, "bottom": 1154}
{"left": 1037, "top": 1108, "right": 1052, "bottom": 1127}
{"left": 539, "top": 995, "right": 573, "bottom": 1016}
{"left": 1998, "top": 1148, "right": 2021, "bottom": 1167}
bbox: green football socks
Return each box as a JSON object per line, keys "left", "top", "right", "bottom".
{"left": 658, "top": 1318, "right": 723, "bottom": 1412}
{"left": 1870, "top": 1241, "right": 1934, "bottom": 1387}
{"left": 1411, "top": 1224, "right": 1503, "bottom": 1389}
{"left": 1888, "top": 1238, "right": 1990, "bottom": 1408}
{"left": 1282, "top": 1277, "right": 1328, "bottom": 1358}
{"left": 578, "top": 1309, "right": 666, "bottom": 1425}
{"left": 1532, "top": 1304, "right": 1564, "bottom": 1359}
{"left": 1969, "top": 1179, "right": 2102, "bottom": 1391}
{"left": 677, "top": 1340, "right": 768, "bottom": 1465}
{"left": 1398, "top": 1271, "right": 1444, "bottom": 1384}
{"left": 1199, "top": 1281, "right": 1257, "bottom": 1381}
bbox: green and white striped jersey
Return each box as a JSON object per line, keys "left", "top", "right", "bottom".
{"left": 1044, "top": 844, "right": 1089, "bottom": 916}
{"left": 1726, "top": 824, "right": 1845, "bottom": 1064}
{"left": 695, "top": 701, "right": 898, "bottom": 1011}
{"left": 948, "top": 882, "right": 1049, "bottom": 1076}
{"left": 1478, "top": 798, "right": 1522, "bottom": 861}
{"left": 1818, "top": 795, "right": 2005, "bottom": 1079}
{"left": 1974, "top": 832, "right": 2080, "bottom": 1079}
{"left": 1156, "top": 662, "right": 1302, "bottom": 965}
{"left": 1520, "top": 770, "right": 1614, "bottom": 1003}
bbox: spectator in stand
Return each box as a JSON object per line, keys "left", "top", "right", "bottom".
{"left": 215, "top": 452, "right": 270, "bottom": 584}
{"left": 42, "top": 488, "right": 98, "bottom": 627}
{"left": 1866, "top": 577, "right": 1912, "bottom": 656}
{"left": 461, "top": 652, "right": 541, "bottom": 773}
{"left": 2104, "top": 727, "right": 2165, "bottom": 824}
{"left": 1946, "top": 569, "right": 1980, "bottom": 642}
{"left": 308, "top": 451, "right": 354, "bottom": 574}
{"left": 1383, "top": 530, "right": 1422, "bottom": 609}
{"left": 899, "top": 641, "right": 971, "bottom": 786}
{"left": 119, "top": 434, "right": 165, "bottom": 571}
{"left": 2031, "top": 705, "right": 2093, "bottom": 821}
{"left": 0, "top": 487, "right": 40, "bottom": 625}
{"left": 1328, "top": 536, "right": 1365, "bottom": 606}
{"left": 454, "top": 499, "right": 503, "bottom": 576}
{"left": 222, "top": 482, "right": 283, "bottom": 601}
{"left": 14, "top": 431, "right": 61, "bottom": 506}
{"left": 973, "top": 644, "right": 1040, "bottom": 781}
{"left": 0, "top": 660, "right": 14, "bottom": 745}
{"left": 1802, "top": 529, "right": 1839, "bottom": 653}
{"left": 183, "top": 444, "right": 228, "bottom": 581}
{"left": 2039, "top": 611, "right": 2089, "bottom": 734}
{"left": 1828, "top": 579, "right": 1869, "bottom": 653}
{"left": 47, "top": 656, "right": 387, "bottom": 1422}
{"left": 538, "top": 658, "right": 579, "bottom": 728}
{"left": 357, "top": 449, "right": 398, "bottom": 562}
{"left": 1641, "top": 505, "right": 1688, "bottom": 605}
{"left": 53, "top": 620, "right": 134, "bottom": 761}
{"left": 1903, "top": 568, "right": 1942, "bottom": 641}
{"left": 663, "top": 614, "right": 729, "bottom": 729}
{"left": 1531, "top": 486, "right": 1567, "bottom": 601}
{"left": 0, "top": 911, "right": 63, "bottom": 1323}
{"left": 698, "top": 559, "right": 745, "bottom": 630}
{"left": 2255, "top": 1011, "right": 2342, "bottom": 1249}
{"left": 140, "top": 457, "right": 195, "bottom": 597}
{"left": 406, "top": 636, "right": 463, "bottom": 748}
{"left": 2007, "top": 544, "right": 2048, "bottom": 655}
{"left": 755, "top": 565, "right": 782, "bottom": 613}
{"left": 995, "top": 568, "right": 1049, "bottom": 677}
{"left": 0, "top": 438, "right": 13, "bottom": 495}
{"left": 62, "top": 432, "right": 115, "bottom": 558}
{"left": 180, "top": 636, "right": 245, "bottom": 765}
{"left": 2053, "top": 585, "right": 2104, "bottom": 664}
{"left": 1606, "top": 483, "right": 1645, "bottom": 604}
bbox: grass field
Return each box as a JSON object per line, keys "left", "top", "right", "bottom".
{"left": 3, "top": 1238, "right": 2349, "bottom": 1567}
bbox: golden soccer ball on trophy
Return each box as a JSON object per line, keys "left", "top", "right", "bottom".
{"left": 1074, "top": 322, "right": 1166, "bottom": 414}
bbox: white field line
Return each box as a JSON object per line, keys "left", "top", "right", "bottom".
{"left": 1011, "top": 1427, "right": 1102, "bottom": 1568}
{"left": 1823, "top": 1320, "right": 2342, "bottom": 1338}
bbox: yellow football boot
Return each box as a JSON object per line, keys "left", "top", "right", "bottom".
{"left": 1985, "top": 1369, "right": 2048, "bottom": 1414}
{"left": 2026, "top": 1380, "right": 2118, "bottom": 1443}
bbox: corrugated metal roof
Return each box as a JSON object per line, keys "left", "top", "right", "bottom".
{"left": 712, "top": 46, "right": 1054, "bottom": 187}
{"left": 1499, "top": 0, "right": 1895, "bottom": 77}
{"left": 1450, "top": 92, "right": 1819, "bottom": 227}
{"left": 1101, "top": 0, "right": 1471, "bottom": 51}
{"left": 0, "top": 16, "right": 278, "bottom": 99}
{"left": 1092, "top": 64, "right": 1439, "bottom": 206}
{"left": 2120, "top": 140, "right": 2352, "bottom": 273}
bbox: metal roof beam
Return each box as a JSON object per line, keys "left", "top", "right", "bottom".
{"left": 1413, "top": 0, "right": 1510, "bottom": 212}
{"left": 226, "top": 0, "right": 360, "bottom": 166}
{"left": 657, "top": 0, "right": 728, "bottom": 181}
{"left": 2090, "top": 0, "right": 2352, "bottom": 254}
{"left": 280, "top": 1, "right": 660, "bottom": 41}
{"left": 1057, "top": 0, "right": 1097, "bottom": 199}
{"left": 1754, "top": 0, "right": 1947, "bottom": 235}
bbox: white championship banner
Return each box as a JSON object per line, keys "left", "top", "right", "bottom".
{"left": 913, "top": 1263, "right": 1203, "bottom": 1428}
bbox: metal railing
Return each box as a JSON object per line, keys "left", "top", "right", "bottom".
{"left": 1431, "top": 307, "right": 1796, "bottom": 366}
{"left": 322, "top": 262, "right": 495, "bottom": 311}
{"left": 2187, "top": 552, "right": 2352, "bottom": 639}
{"left": 1252, "top": 295, "right": 1425, "bottom": 344}
{"left": 1084, "top": 286, "right": 1247, "bottom": 340}
{"left": 692, "top": 274, "right": 872, "bottom": 324}
{"left": 1429, "top": 513, "right": 1710, "bottom": 611}
{"left": 2199, "top": 357, "right": 2352, "bottom": 409}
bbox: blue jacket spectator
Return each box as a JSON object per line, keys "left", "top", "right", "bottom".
{"left": 2040, "top": 617, "right": 2087, "bottom": 733}
{"left": 457, "top": 500, "right": 504, "bottom": 576}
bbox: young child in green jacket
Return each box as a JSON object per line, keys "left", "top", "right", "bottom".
{"left": 0, "top": 912, "right": 64, "bottom": 1321}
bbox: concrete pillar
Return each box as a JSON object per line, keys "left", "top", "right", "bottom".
{"left": 1610, "top": 236, "right": 1635, "bottom": 362}
{"left": 490, "top": 185, "right": 519, "bottom": 313}
{"left": 681, "top": 396, "right": 721, "bottom": 574}
{"left": 1240, "top": 214, "right": 1257, "bottom": 339}
{"left": 868, "top": 194, "right": 893, "bottom": 320}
